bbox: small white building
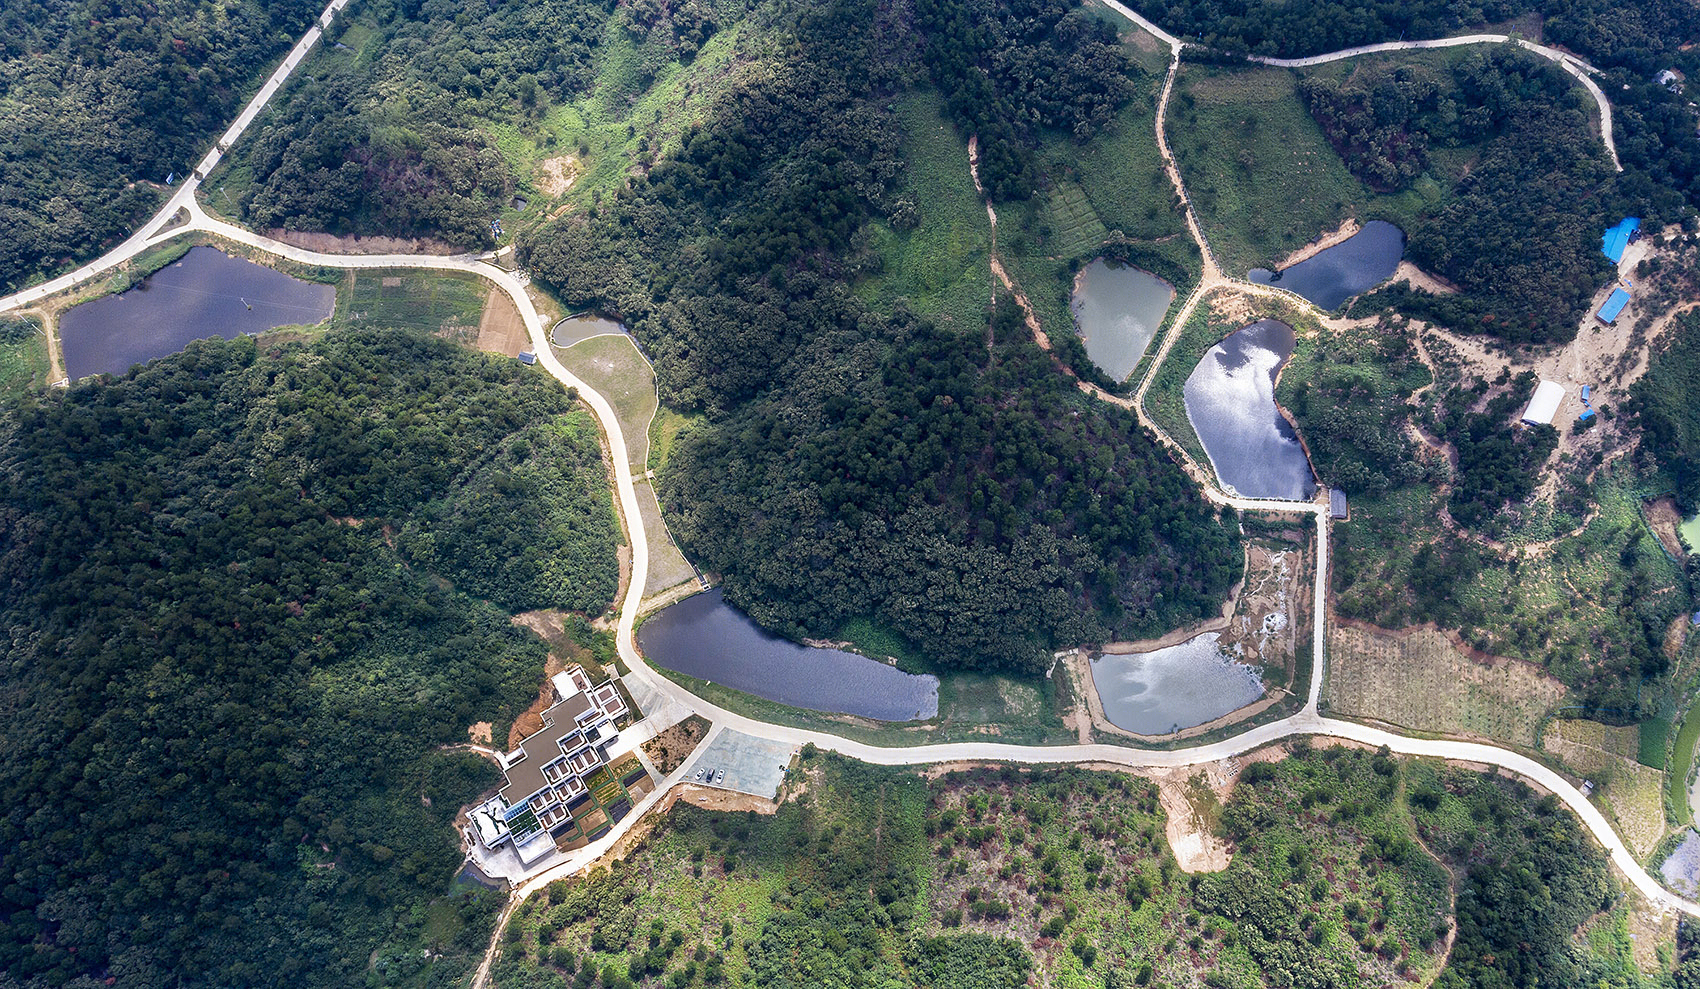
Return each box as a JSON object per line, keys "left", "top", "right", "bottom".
{"left": 1520, "top": 381, "right": 1565, "bottom": 427}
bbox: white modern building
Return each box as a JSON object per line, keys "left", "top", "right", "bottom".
{"left": 1520, "top": 380, "right": 1565, "bottom": 427}
{"left": 469, "top": 666, "right": 630, "bottom": 864}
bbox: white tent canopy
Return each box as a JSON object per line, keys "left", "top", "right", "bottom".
{"left": 1521, "top": 380, "right": 1565, "bottom": 426}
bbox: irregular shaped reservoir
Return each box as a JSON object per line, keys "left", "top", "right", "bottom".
{"left": 1069, "top": 259, "right": 1175, "bottom": 382}
{"left": 1661, "top": 829, "right": 1700, "bottom": 897}
{"left": 1248, "top": 220, "right": 1404, "bottom": 310}
{"left": 637, "top": 589, "right": 940, "bottom": 721}
{"left": 1089, "top": 633, "right": 1264, "bottom": 736}
{"left": 550, "top": 313, "right": 627, "bottom": 348}
{"left": 59, "top": 246, "right": 334, "bottom": 379}
{"left": 1184, "top": 319, "right": 1317, "bottom": 501}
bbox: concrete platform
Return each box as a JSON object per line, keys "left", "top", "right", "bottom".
{"left": 685, "top": 728, "right": 798, "bottom": 799}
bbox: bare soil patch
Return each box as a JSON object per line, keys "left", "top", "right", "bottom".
{"left": 1648, "top": 496, "right": 1686, "bottom": 559}
{"left": 467, "top": 722, "right": 493, "bottom": 745}
{"left": 1325, "top": 621, "right": 1566, "bottom": 745}
{"left": 506, "top": 651, "right": 567, "bottom": 750}
{"left": 666, "top": 782, "right": 781, "bottom": 815}
{"left": 642, "top": 714, "right": 710, "bottom": 774}
{"left": 1146, "top": 767, "right": 1232, "bottom": 872}
{"left": 1389, "top": 260, "right": 1457, "bottom": 295}
{"left": 261, "top": 229, "right": 461, "bottom": 255}
{"left": 537, "top": 156, "right": 581, "bottom": 197}
{"left": 474, "top": 287, "right": 529, "bottom": 357}
{"left": 1278, "top": 218, "right": 1358, "bottom": 269}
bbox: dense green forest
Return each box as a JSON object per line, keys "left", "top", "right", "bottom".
{"left": 1300, "top": 47, "right": 1615, "bottom": 342}
{"left": 0, "top": 331, "right": 618, "bottom": 988}
{"left": 228, "top": 0, "right": 629, "bottom": 244}
{"left": 1633, "top": 309, "right": 1700, "bottom": 514}
{"left": 489, "top": 749, "right": 1651, "bottom": 989}
{"left": 0, "top": 0, "right": 321, "bottom": 291}
{"left": 524, "top": 0, "right": 1241, "bottom": 670}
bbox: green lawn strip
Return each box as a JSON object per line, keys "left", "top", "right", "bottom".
{"left": 1640, "top": 716, "right": 1673, "bottom": 770}
{"left": 0, "top": 315, "right": 49, "bottom": 398}
{"left": 855, "top": 92, "right": 993, "bottom": 333}
{"left": 555, "top": 333, "right": 658, "bottom": 468}
{"left": 1668, "top": 703, "right": 1700, "bottom": 827}
{"left": 334, "top": 269, "right": 488, "bottom": 336}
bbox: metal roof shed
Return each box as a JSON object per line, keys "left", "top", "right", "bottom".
{"left": 1602, "top": 217, "right": 1640, "bottom": 263}
{"left": 1521, "top": 381, "right": 1565, "bottom": 426}
{"left": 1597, "top": 288, "right": 1631, "bottom": 324}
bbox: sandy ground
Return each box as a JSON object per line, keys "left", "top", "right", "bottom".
{"left": 261, "top": 228, "right": 460, "bottom": 255}
{"left": 467, "top": 722, "right": 494, "bottom": 745}
{"left": 1277, "top": 218, "right": 1359, "bottom": 269}
{"left": 642, "top": 717, "right": 710, "bottom": 774}
{"left": 1648, "top": 496, "right": 1687, "bottom": 559}
{"left": 537, "top": 155, "right": 580, "bottom": 197}
{"left": 505, "top": 650, "right": 567, "bottom": 750}
{"left": 1388, "top": 260, "right": 1457, "bottom": 294}
{"left": 475, "top": 287, "right": 529, "bottom": 357}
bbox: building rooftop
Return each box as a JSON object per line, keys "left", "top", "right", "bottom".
{"left": 1602, "top": 217, "right": 1640, "bottom": 263}
{"left": 1598, "top": 288, "right": 1631, "bottom": 323}
{"left": 1521, "top": 381, "right": 1565, "bottom": 427}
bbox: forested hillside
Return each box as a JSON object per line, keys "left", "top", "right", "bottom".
{"left": 524, "top": 0, "right": 1242, "bottom": 670}
{"left": 0, "top": 331, "right": 618, "bottom": 988}
{"left": 0, "top": 0, "right": 321, "bottom": 291}
{"left": 489, "top": 749, "right": 1651, "bottom": 989}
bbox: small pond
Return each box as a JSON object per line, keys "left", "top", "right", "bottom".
{"left": 637, "top": 589, "right": 940, "bottom": 722}
{"left": 1184, "top": 318, "right": 1317, "bottom": 501}
{"left": 1681, "top": 514, "right": 1700, "bottom": 555}
{"left": 1248, "top": 220, "right": 1405, "bottom": 310}
{"left": 1662, "top": 829, "right": 1700, "bottom": 897}
{"left": 59, "top": 247, "right": 335, "bottom": 380}
{"left": 1089, "top": 633, "right": 1265, "bottom": 736}
{"left": 550, "top": 314, "right": 627, "bottom": 348}
{"left": 1069, "top": 259, "right": 1174, "bottom": 382}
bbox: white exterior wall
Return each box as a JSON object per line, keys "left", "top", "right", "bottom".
{"left": 1521, "top": 380, "right": 1565, "bottom": 426}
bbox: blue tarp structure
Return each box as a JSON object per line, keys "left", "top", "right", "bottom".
{"left": 1602, "top": 217, "right": 1640, "bottom": 263}
{"left": 1598, "top": 287, "right": 1631, "bottom": 323}
{"left": 1579, "top": 409, "right": 1596, "bottom": 421}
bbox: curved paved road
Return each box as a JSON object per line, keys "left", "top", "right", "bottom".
{"left": 1249, "top": 35, "right": 1620, "bottom": 171}
{"left": 0, "top": 0, "right": 1687, "bottom": 950}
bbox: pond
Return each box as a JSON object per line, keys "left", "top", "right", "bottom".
{"left": 1681, "top": 514, "right": 1700, "bottom": 555}
{"left": 59, "top": 247, "right": 335, "bottom": 380}
{"left": 1184, "top": 319, "right": 1316, "bottom": 501}
{"left": 550, "top": 314, "right": 627, "bottom": 348}
{"left": 1088, "top": 633, "right": 1265, "bottom": 736}
{"left": 1661, "top": 829, "right": 1700, "bottom": 897}
{"left": 1248, "top": 220, "right": 1405, "bottom": 310}
{"left": 637, "top": 589, "right": 940, "bottom": 722}
{"left": 1069, "top": 259, "right": 1174, "bottom": 382}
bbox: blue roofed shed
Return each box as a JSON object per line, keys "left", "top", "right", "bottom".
{"left": 517, "top": 351, "right": 537, "bottom": 365}
{"left": 1602, "top": 217, "right": 1640, "bottom": 263}
{"left": 1597, "top": 288, "right": 1630, "bottom": 325}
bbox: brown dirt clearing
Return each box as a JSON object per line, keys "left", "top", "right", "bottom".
{"left": 537, "top": 156, "right": 581, "bottom": 197}
{"left": 467, "top": 722, "right": 493, "bottom": 745}
{"left": 261, "top": 229, "right": 461, "bottom": 255}
{"left": 474, "top": 286, "right": 529, "bottom": 357}
{"left": 642, "top": 715, "right": 710, "bottom": 774}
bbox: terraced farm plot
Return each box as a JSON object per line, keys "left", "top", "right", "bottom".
{"left": 335, "top": 270, "right": 487, "bottom": 337}
{"left": 1324, "top": 624, "right": 1565, "bottom": 745}
{"left": 1043, "top": 182, "right": 1111, "bottom": 260}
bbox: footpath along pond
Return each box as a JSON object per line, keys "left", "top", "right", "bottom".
{"left": 1184, "top": 319, "right": 1317, "bottom": 501}
{"left": 636, "top": 589, "right": 940, "bottom": 722}
{"left": 1088, "top": 633, "right": 1265, "bottom": 736}
{"left": 59, "top": 246, "right": 334, "bottom": 379}
{"left": 1069, "top": 259, "right": 1174, "bottom": 382}
{"left": 1248, "top": 220, "right": 1404, "bottom": 310}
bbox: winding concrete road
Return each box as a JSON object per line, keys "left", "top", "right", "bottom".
{"left": 0, "top": 0, "right": 1690, "bottom": 971}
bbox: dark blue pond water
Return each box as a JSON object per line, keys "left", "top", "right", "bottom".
{"left": 637, "top": 589, "right": 940, "bottom": 722}
{"left": 1184, "top": 319, "right": 1317, "bottom": 501}
{"left": 60, "top": 247, "right": 334, "bottom": 379}
{"left": 1248, "top": 220, "right": 1405, "bottom": 310}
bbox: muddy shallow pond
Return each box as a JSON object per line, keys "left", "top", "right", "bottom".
{"left": 59, "top": 246, "right": 335, "bottom": 379}
{"left": 1248, "top": 220, "right": 1404, "bottom": 310}
{"left": 637, "top": 589, "right": 940, "bottom": 722}
{"left": 1069, "top": 259, "right": 1174, "bottom": 382}
{"left": 550, "top": 314, "right": 627, "bottom": 348}
{"left": 1089, "top": 633, "right": 1265, "bottom": 735}
{"left": 1184, "top": 318, "right": 1317, "bottom": 501}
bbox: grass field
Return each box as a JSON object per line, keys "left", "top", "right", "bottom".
{"left": 855, "top": 93, "right": 994, "bottom": 333}
{"left": 0, "top": 316, "right": 49, "bottom": 398}
{"left": 1541, "top": 718, "right": 1668, "bottom": 855}
{"left": 1324, "top": 623, "right": 1566, "bottom": 744}
{"left": 1669, "top": 702, "right": 1700, "bottom": 827}
{"left": 555, "top": 333, "right": 657, "bottom": 469}
{"left": 334, "top": 270, "right": 488, "bottom": 337}
{"left": 647, "top": 406, "right": 702, "bottom": 474}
